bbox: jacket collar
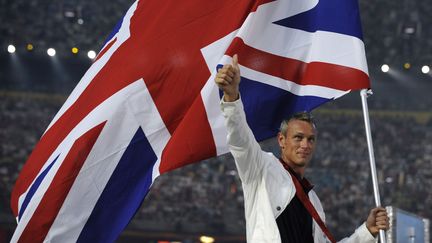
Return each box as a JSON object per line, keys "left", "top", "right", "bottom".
{"left": 279, "top": 158, "right": 314, "bottom": 193}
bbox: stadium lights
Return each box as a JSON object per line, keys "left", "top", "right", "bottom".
{"left": 403, "top": 62, "right": 411, "bottom": 70}
{"left": 87, "top": 50, "right": 96, "bottom": 59}
{"left": 422, "top": 65, "right": 430, "bottom": 74}
{"left": 7, "top": 44, "right": 16, "bottom": 53}
{"left": 72, "top": 47, "right": 79, "bottom": 54}
{"left": 64, "top": 10, "right": 75, "bottom": 18}
{"left": 47, "top": 48, "right": 56, "bottom": 57}
{"left": 404, "top": 27, "right": 415, "bottom": 35}
{"left": 199, "top": 236, "right": 215, "bottom": 243}
{"left": 26, "top": 44, "right": 34, "bottom": 51}
{"left": 381, "top": 64, "right": 389, "bottom": 73}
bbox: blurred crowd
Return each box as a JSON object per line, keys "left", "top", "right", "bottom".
{"left": 1, "top": 91, "right": 431, "bottom": 240}
{"left": 0, "top": 0, "right": 134, "bottom": 56}
{"left": 358, "top": 0, "right": 432, "bottom": 66}
{"left": 311, "top": 111, "right": 432, "bottom": 238}
{"left": 0, "top": 92, "right": 64, "bottom": 220}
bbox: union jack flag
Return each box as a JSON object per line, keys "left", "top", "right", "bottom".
{"left": 11, "top": 0, "right": 369, "bottom": 242}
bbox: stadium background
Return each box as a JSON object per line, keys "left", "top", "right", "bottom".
{"left": 0, "top": 0, "right": 431, "bottom": 242}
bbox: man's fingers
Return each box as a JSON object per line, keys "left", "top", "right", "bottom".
{"left": 375, "top": 212, "right": 388, "bottom": 218}
{"left": 366, "top": 206, "right": 390, "bottom": 235}
{"left": 371, "top": 207, "right": 386, "bottom": 215}
{"left": 376, "top": 221, "right": 389, "bottom": 229}
{"left": 215, "top": 71, "right": 234, "bottom": 84}
{"left": 376, "top": 225, "right": 388, "bottom": 230}
{"left": 222, "top": 64, "right": 231, "bottom": 69}
{"left": 374, "top": 208, "right": 389, "bottom": 230}
{"left": 372, "top": 207, "right": 385, "bottom": 212}
{"left": 377, "top": 222, "right": 389, "bottom": 227}
{"left": 232, "top": 54, "right": 238, "bottom": 68}
{"left": 376, "top": 219, "right": 388, "bottom": 225}
{"left": 215, "top": 77, "right": 230, "bottom": 85}
{"left": 218, "top": 66, "right": 235, "bottom": 77}
{"left": 215, "top": 55, "right": 240, "bottom": 95}
{"left": 224, "top": 75, "right": 233, "bottom": 83}
{"left": 226, "top": 69, "right": 235, "bottom": 77}
{"left": 215, "top": 79, "right": 230, "bottom": 88}
{"left": 216, "top": 73, "right": 233, "bottom": 83}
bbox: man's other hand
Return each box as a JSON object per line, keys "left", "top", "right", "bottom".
{"left": 366, "top": 207, "right": 389, "bottom": 237}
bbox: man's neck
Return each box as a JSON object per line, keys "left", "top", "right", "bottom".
{"left": 281, "top": 158, "right": 305, "bottom": 178}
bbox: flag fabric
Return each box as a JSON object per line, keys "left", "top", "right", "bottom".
{"left": 11, "top": 0, "right": 369, "bottom": 242}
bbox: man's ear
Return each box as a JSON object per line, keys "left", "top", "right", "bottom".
{"left": 277, "top": 132, "right": 285, "bottom": 148}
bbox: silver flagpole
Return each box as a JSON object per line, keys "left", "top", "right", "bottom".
{"left": 360, "top": 89, "right": 386, "bottom": 243}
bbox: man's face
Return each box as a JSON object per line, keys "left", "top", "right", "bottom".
{"left": 278, "top": 120, "right": 316, "bottom": 168}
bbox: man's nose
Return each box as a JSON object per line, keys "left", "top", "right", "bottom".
{"left": 300, "top": 138, "right": 309, "bottom": 148}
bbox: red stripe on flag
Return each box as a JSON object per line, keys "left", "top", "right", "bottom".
{"left": 17, "top": 122, "right": 105, "bottom": 243}
{"left": 159, "top": 95, "right": 216, "bottom": 173}
{"left": 251, "top": 0, "right": 274, "bottom": 11}
{"left": 95, "top": 37, "right": 117, "bottom": 62}
{"left": 226, "top": 37, "right": 370, "bottom": 91}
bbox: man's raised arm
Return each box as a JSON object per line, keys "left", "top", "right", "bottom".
{"left": 215, "top": 55, "right": 268, "bottom": 183}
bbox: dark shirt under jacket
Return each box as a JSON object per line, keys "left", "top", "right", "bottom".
{"left": 276, "top": 165, "right": 314, "bottom": 243}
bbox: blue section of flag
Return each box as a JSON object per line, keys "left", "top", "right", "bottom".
{"left": 103, "top": 18, "right": 123, "bottom": 46}
{"left": 18, "top": 155, "right": 59, "bottom": 220}
{"left": 77, "top": 128, "right": 157, "bottom": 243}
{"left": 239, "top": 78, "right": 330, "bottom": 141}
{"left": 274, "top": 0, "right": 364, "bottom": 40}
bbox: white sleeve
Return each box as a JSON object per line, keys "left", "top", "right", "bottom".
{"left": 220, "top": 96, "right": 268, "bottom": 184}
{"left": 337, "top": 223, "right": 377, "bottom": 243}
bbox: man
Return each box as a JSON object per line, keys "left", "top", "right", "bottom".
{"left": 215, "top": 54, "right": 389, "bottom": 242}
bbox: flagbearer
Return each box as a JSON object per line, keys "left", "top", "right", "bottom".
{"left": 215, "top": 54, "right": 389, "bottom": 243}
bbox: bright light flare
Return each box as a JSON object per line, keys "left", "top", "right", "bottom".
{"left": 421, "top": 65, "right": 430, "bottom": 74}
{"left": 8, "top": 44, "right": 16, "bottom": 53}
{"left": 200, "top": 236, "right": 215, "bottom": 243}
{"left": 26, "top": 44, "right": 34, "bottom": 51}
{"left": 381, "top": 64, "right": 389, "bottom": 73}
{"left": 87, "top": 50, "right": 96, "bottom": 59}
{"left": 47, "top": 48, "right": 56, "bottom": 57}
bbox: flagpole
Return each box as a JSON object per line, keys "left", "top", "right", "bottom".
{"left": 360, "top": 89, "right": 386, "bottom": 243}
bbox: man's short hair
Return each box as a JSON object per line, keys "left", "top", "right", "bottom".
{"left": 279, "top": 111, "right": 316, "bottom": 136}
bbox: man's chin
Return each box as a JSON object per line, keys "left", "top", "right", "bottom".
{"left": 295, "top": 159, "right": 309, "bottom": 167}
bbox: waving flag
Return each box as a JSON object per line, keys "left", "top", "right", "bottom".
{"left": 11, "top": 0, "right": 369, "bottom": 242}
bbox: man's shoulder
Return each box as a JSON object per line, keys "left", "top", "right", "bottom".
{"left": 260, "top": 152, "right": 292, "bottom": 180}
{"left": 261, "top": 151, "right": 281, "bottom": 166}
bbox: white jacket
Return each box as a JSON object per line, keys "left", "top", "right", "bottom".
{"left": 221, "top": 98, "right": 376, "bottom": 243}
